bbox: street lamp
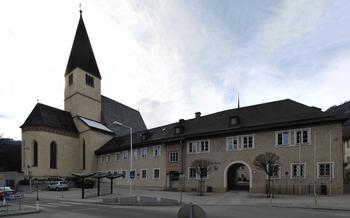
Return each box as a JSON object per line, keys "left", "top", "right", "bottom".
{"left": 34, "top": 179, "right": 39, "bottom": 211}
{"left": 112, "top": 121, "right": 133, "bottom": 195}
{"left": 27, "top": 165, "right": 32, "bottom": 193}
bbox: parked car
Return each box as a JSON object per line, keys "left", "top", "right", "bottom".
{"left": 0, "top": 187, "right": 16, "bottom": 200}
{"left": 48, "top": 181, "right": 69, "bottom": 191}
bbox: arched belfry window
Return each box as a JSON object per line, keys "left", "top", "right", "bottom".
{"left": 82, "top": 140, "right": 86, "bottom": 170}
{"left": 50, "top": 141, "right": 57, "bottom": 169}
{"left": 32, "top": 140, "right": 38, "bottom": 167}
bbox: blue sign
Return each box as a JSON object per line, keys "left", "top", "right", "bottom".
{"left": 129, "top": 170, "right": 135, "bottom": 179}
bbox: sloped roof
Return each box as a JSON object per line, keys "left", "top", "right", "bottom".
{"left": 95, "top": 99, "right": 344, "bottom": 155}
{"left": 101, "top": 95, "right": 147, "bottom": 136}
{"left": 20, "top": 103, "right": 78, "bottom": 133}
{"left": 65, "top": 13, "right": 101, "bottom": 79}
{"left": 79, "top": 116, "right": 114, "bottom": 134}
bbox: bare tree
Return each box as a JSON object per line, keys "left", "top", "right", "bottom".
{"left": 191, "top": 159, "right": 218, "bottom": 196}
{"left": 253, "top": 152, "right": 280, "bottom": 197}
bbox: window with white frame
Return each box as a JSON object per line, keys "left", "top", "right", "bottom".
{"left": 199, "top": 168, "right": 208, "bottom": 179}
{"left": 141, "top": 169, "right": 147, "bottom": 179}
{"left": 122, "top": 151, "right": 128, "bottom": 160}
{"left": 242, "top": 135, "right": 254, "bottom": 149}
{"left": 188, "top": 140, "right": 210, "bottom": 154}
{"left": 115, "top": 152, "right": 121, "bottom": 161}
{"left": 154, "top": 145, "right": 161, "bottom": 157}
{"left": 133, "top": 149, "right": 138, "bottom": 159}
{"left": 141, "top": 147, "right": 148, "bottom": 158}
{"left": 269, "top": 165, "right": 280, "bottom": 178}
{"left": 106, "top": 155, "right": 111, "bottom": 163}
{"left": 227, "top": 136, "right": 239, "bottom": 151}
{"left": 295, "top": 129, "right": 311, "bottom": 144}
{"left": 169, "top": 152, "right": 178, "bottom": 163}
{"left": 317, "top": 162, "right": 334, "bottom": 178}
{"left": 101, "top": 155, "right": 105, "bottom": 163}
{"left": 188, "top": 142, "right": 197, "bottom": 153}
{"left": 188, "top": 167, "right": 207, "bottom": 179}
{"left": 200, "top": 140, "right": 209, "bottom": 152}
{"left": 291, "top": 163, "right": 306, "bottom": 178}
{"left": 153, "top": 168, "right": 160, "bottom": 179}
{"left": 276, "top": 131, "right": 290, "bottom": 146}
{"left": 226, "top": 135, "right": 254, "bottom": 151}
{"left": 188, "top": 167, "right": 197, "bottom": 179}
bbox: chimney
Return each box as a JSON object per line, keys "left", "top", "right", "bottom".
{"left": 179, "top": 119, "right": 185, "bottom": 123}
{"left": 195, "top": 112, "right": 201, "bottom": 119}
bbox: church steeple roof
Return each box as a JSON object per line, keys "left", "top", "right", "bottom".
{"left": 65, "top": 12, "right": 101, "bottom": 79}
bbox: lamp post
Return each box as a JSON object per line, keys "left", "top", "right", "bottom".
{"left": 34, "top": 179, "right": 39, "bottom": 211}
{"left": 113, "top": 121, "right": 133, "bottom": 195}
{"left": 27, "top": 165, "right": 32, "bottom": 193}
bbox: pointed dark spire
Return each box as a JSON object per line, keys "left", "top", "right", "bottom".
{"left": 65, "top": 11, "right": 101, "bottom": 79}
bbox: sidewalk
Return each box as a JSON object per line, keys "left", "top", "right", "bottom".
{"left": 23, "top": 187, "right": 350, "bottom": 211}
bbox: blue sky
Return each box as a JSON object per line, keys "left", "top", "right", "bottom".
{"left": 0, "top": 0, "right": 349, "bottom": 140}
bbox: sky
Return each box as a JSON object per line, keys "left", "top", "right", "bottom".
{"left": 0, "top": 0, "right": 349, "bottom": 140}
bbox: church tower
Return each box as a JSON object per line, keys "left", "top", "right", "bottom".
{"left": 64, "top": 11, "right": 102, "bottom": 121}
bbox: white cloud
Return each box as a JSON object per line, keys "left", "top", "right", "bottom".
{"left": 260, "top": 0, "right": 329, "bottom": 52}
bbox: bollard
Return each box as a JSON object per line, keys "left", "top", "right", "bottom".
{"left": 189, "top": 203, "right": 193, "bottom": 218}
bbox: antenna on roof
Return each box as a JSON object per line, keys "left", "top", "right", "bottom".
{"left": 79, "top": 3, "right": 82, "bottom": 14}
{"left": 237, "top": 92, "right": 240, "bottom": 108}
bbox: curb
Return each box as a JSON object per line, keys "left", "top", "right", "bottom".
{"left": 99, "top": 202, "right": 182, "bottom": 207}
{"left": 0, "top": 209, "right": 41, "bottom": 217}
{"left": 193, "top": 203, "right": 350, "bottom": 212}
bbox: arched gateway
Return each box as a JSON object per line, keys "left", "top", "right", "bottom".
{"left": 224, "top": 161, "right": 252, "bottom": 191}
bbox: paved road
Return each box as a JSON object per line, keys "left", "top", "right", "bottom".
{"left": 7, "top": 197, "right": 350, "bottom": 218}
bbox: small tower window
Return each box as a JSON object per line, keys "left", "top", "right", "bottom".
{"left": 68, "top": 74, "right": 73, "bottom": 86}
{"left": 85, "top": 74, "right": 94, "bottom": 87}
{"left": 229, "top": 116, "right": 239, "bottom": 126}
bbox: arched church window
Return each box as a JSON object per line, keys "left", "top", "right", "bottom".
{"left": 33, "top": 140, "right": 38, "bottom": 167}
{"left": 50, "top": 141, "right": 57, "bottom": 169}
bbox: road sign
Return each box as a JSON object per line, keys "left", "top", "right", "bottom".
{"left": 129, "top": 170, "right": 135, "bottom": 179}
{"left": 177, "top": 203, "right": 206, "bottom": 218}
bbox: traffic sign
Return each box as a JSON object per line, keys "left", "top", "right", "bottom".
{"left": 129, "top": 170, "right": 135, "bottom": 179}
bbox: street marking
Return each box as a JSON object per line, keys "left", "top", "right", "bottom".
{"left": 40, "top": 204, "right": 59, "bottom": 208}
{"left": 46, "top": 202, "right": 70, "bottom": 207}
{"left": 22, "top": 204, "right": 44, "bottom": 209}
{"left": 59, "top": 201, "right": 83, "bottom": 205}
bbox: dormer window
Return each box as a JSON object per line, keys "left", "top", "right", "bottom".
{"left": 229, "top": 116, "right": 239, "bottom": 126}
{"left": 140, "top": 132, "right": 151, "bottom": 141}
{"left": 68, "top": 74, "right": 73, "bottom": 86}
{"left": 85, "top": 74, "right": 94, "bottom": 87}
{"left": 174, "top": 126, "right": 184, "bottom": 134}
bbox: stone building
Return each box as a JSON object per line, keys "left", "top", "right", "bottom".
{"left": 21, "top": 12, "right": 348, "bottom": 194}
{"left": 96, "top": 100, "right": 347, "bottom": 194}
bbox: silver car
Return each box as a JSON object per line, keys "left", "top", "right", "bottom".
{"left": 48, "top": 181, "right": 69, "bottom": 191}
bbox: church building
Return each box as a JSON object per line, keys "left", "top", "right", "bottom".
{"left": 21, "top": 12, "right": 348, "bottom": 194}
{"left": 21, "top": 12, "right": 146, "bottom": 178}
